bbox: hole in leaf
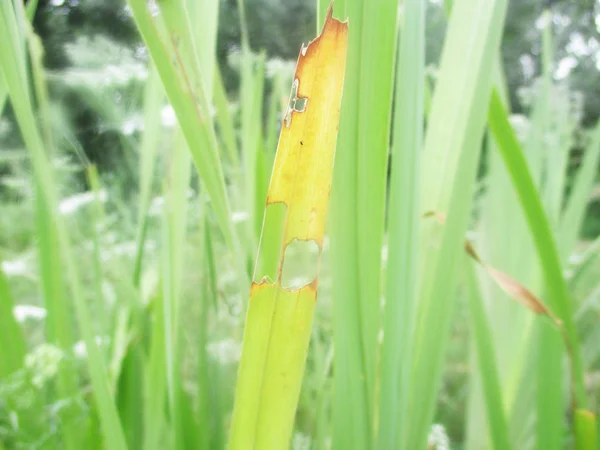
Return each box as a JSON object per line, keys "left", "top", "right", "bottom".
{"left": 253, "top": 203, "right": 287, "bottom": 283}
{"left": 284, "top": 78, "right": 308, "bottom": 128}
{"left": 280, "top": 239, "right": 320, "bottom": 290}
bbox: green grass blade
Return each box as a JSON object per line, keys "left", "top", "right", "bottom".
{"left": 327, "top": 0, "right": 400, "bottom": 446}
{"left": 488, "top": 88, "right": 591, "bottom": 449}
{"left": 116, "top": 340, "right": 145, "bottom": 448}
{"left": 466, "top": 265, "right": 512, "bottom": 450}
{"left": 377, "top": 0, "right": 424, "bottom": 447}
{"left": 195, "top": 209, "right": 219, "bottom": 450}
{"left": 213, "top": 65, "right": 240, "bottom": 169}
{"left": 241, "top": 52, "right": 266, "bottom": 252}
{"left": 488, "top": 88, "right": 587, "bottom": 407}
{"left": 404, "top": 0, "right": 509, "bottom": 447}
{"left": 327, "top": 3, "right": 371, "bottom": 444}
{"left": 133, "top": 66, "right": 164, "bottom": 286}
{"left": 143, "top": 288, "right": 168, "bottom": 450}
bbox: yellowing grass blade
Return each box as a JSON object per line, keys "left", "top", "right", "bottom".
{"left": 228, "top": 8, "right": 348, "bottom": 449}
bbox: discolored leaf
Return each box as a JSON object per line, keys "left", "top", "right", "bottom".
{"left": 228, "top": 7, "right": 348, "bottom": 450}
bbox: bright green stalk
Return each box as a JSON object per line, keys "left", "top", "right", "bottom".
{"left": 0, "top": 4, "right": 128, "bottom": 449}
{"left": 404, "top": 0, "right": 508, "bottom": 447}
{"left": 116, "top": 336, "right": 145, "bottom": 448}
{"left": 466, "top": 265, "right": 512, "bottom": 450}
{"left": 488, "top": 89, "right": 589, "bottom": 449}
{"left": 488, "top": 88, "right": 587, "bottom": 408}
{"left": 326, "top": 4, "right": 369, "bottom": 446}
{"left": 377, "top": 0, "right": 424, "bottom": 447}
{"left": 469, "top": 60, "right": 538, "bottom": 450}
{"left": 325, "top": 0, "right": 400, "bottom": 446}
{"left": 536, "top": 323, "right": 563, "bottom": 450}
{"left": 354, "top": 0, "right": 399, "bottom": 420}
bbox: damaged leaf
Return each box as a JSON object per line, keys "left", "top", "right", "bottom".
{"left": 228, "top": 6, "right": 348, "bottom": 450}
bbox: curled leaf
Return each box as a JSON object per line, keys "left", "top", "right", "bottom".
{"left": 424, "top": 210, "right": 561, "bottom": 326}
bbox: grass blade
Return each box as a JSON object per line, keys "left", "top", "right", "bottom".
{"left": 488, "top": 87, "right": 591, "bottom": 446}
{"left": 228, "top": 11, "right": 348, "bottom": 448}
{"left": 488, "top": 88, "right": 587, "bottom": 406}
{"left": 466, "top": 265, "right": 513, "bottom": 450}
{"left": 133, "top": 66, "right": 164, "bottom": 286}
{"left": 325, "top": 0, "right": 400, "bottom": 445}
{"left": 213, "top": 65, "right": 240, "bottom": 169}
{"left": 377, "top": 0, "right": 424, "bottom": 447}
{"left": 404, "top": 0, "right": 509, "bottom": 447}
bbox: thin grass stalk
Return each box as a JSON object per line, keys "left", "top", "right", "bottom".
{"left": 326, "top": 3, "right": 371, "bottom": 446}
{"left": 324, "top": 0, "right": 400, "bottom": 446}
{"left": 377, "top": 0, "right": 424, "bottom": 447}
{"left": 466, "top": 265, "right": 513, "bottom": 450}
{"left": 213, "top": 65, "right": 240, "bottom": 169}
{"left": 488, "top": 89, "right": 591, "bottom": 448}
{"left": 536, "top": 16, "right": 563, "bottom": 446}
{"left": 196, "top": 206, "right": 220, "bottom": 449}
{"left": 488, "top": 89, "right": 587, "bottom": 408}
{"left": 468, "top": 63, "right": 538, "bottom": 449}
{"left": 133, "top": 66, "right": 163, "bottom": 286}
